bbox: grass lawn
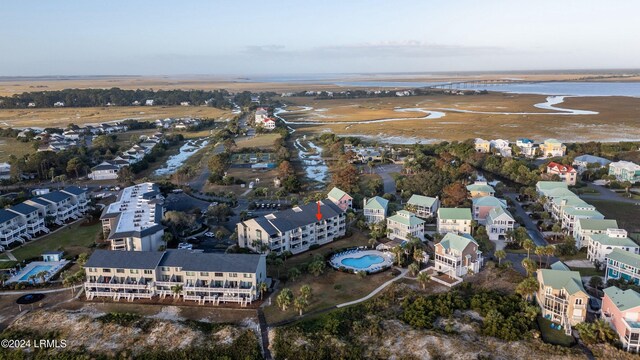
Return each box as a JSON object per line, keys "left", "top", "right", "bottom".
{"left": 113, "top": 129, "right": 158, "bottom": 147}
{"left": 571, "top": 267, "right": 604, "bottom": 277}
{"left": 1, "top": 221, "right": 101, "bottom": 269}
{"left": 537, "top": 316, "right": 576, "bottom": 347}
{"left": 263, "top": 230, "right": 388, "bottom": 324}
{"left": 236, "top": 133, "right": 281, "bottom": 150}
{"left": 589, "top": 200, "right": 640, "bottom": 233}
{"left": 0, "top": 137, "right": 34, "bottom": 162}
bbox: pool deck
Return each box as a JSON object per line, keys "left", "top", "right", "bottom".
{"left": 330, "top": 249, "right": 394, "bottom": 273}
{"left": 6, "top": 260, "right": 69, "bottom": 284}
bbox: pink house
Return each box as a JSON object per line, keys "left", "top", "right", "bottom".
{"left": 602, "top": 286, "right": 640, "bottom": 352}
{"left": 327, "top": 187, "right": 352, "bottom": 211}
{"left": 471, "top": 196, "right": 507, "bottom": 224}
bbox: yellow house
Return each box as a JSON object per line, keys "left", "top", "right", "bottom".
{"left": 474, "top": 138, "right": 491, "bottom": 153}
{"left": 539, "top": 139, "right": 566, "bottom": 157}
{"left": 536, "top": 267, "right": 589, "bottom": 334}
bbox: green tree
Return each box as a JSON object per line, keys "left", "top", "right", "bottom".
{"left": 294, "top": 295, "right": 309, "bottom": 316}
{"left": 408, "top": 262, "right": 420, "bottom": 276}
{"left": 516, "top": 277, "right": 539, "bottom": 302}
{"left": 521, "top": 258, "right": 537, "bottom": 277}
{"left": 575, "top": 320, "right": 618, "bottom": 345}
{"left": 288, "top": 267, "right": 301, "bottom": 282}
{"left": 299, "top": 284, "right": 312, "bottom": 302}
{"left": 417, "top": 272, "right": 430, "bottom": 290}
{"left": 522, "top": 239, "right": 535, "bottom": 259}
{"left": 277, "top": 288, "right": 294, "bottom": 311}
{"left": 494, "top": 250, "right": 506, "bottom": 266}
{"left": 308, "top": 260, "right": 325, "bottom": 277}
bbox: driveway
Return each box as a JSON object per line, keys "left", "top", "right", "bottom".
{"left": 373, "top": 164, "right": 401, "bottom": 194}
{"left": 504, "top": 192, "right": 547, "bottom": 246}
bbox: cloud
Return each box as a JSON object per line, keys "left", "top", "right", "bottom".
{"left": 242, "top": 41, "right": 506, "bottom": 59}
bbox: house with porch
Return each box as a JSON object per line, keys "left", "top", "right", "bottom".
{"left": 327, "top": 187, "right": 353, "bottom": 211}
{"left": 363, "top": 196, "right": 389, "bottom": 225}
{"left": 546, "top": 162, "right": 577, "bottom": 186}
{"left": 434, "top": 233, "right": 482, "bottom": 277}
{"left": 516, "top": 138, "right": 536, "bottom": 158}
{"left": 472, "top": 196, "right": 507, "bottom": 224}
{"left": 572, "top": 155, "right": 611, "bottom": 174}
{"left": 406, "top": 194, "right": 439, "bottom": 219}
{"left": 609, "top": 161, "right": 640, "bottom": 184}
{"left": 536, "top": 268, "right": 589, "bottom": 334}
{"left": 601, "top": 286, "right": 640, "bottom": 353}
{"left": 586, "top": 228, "right": 640, "bottom": 264}
{"left": 466, "top": 181, "right": 495, "bottom": 198}
{"left": 605, "top": 248, "right": 640, "bottom": 286}
{"left": 386, "top": 210, "right": 425, "bottom": 242}
{"left": 437, "top": 208, "right": 472, "bottom": 235}
{"left": 490, "top": 139, "right": 512, "bottom": 157}
{"left": 474, "top": 138, "right": 490, "bottom": 153}
{"left": 539, "top": 138, "right": 566, "bottom": 157}
{"left": 486, "top": 206, "right": 516, "bottom": 241}
{"left": 574, "top": 218, "right": 620, "bottom": 249}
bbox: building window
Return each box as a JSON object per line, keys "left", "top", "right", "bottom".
{"left": 143, "top": 270, "right": 152, "bottom": 275}
{"left": 130, "top": 269, "right": 139, "bottom": 274}
{"left": 116, "top": 269, "right": 124, "bottom": 273}
{"left": 200, "top": 272, "right": 209, "bottom": 277}
{"left": 244, "top": 274, "right": 252, "bottom": 278}
{"left": 186, "top": 271, "right": 195, "bottom": 276}
{"left": 230, "top": 273, "right": 238, "bottom": 278}
{"left": 575, "top": 298, "right": 583, "bottom": 305}
{"left": 103, "top": 268, "right": 111, "bottom": 273}
{"left": 215, "top": 273, "right": 223, "bottom": 277}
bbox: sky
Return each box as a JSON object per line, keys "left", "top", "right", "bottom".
{"left": 1, "top": 0, "right": 639, "bottom": 76}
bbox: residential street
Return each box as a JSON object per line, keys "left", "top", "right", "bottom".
{"left": 579, "top": 183, "right": 640, "bottom": 204}
{"left": 373, "top": 164, "right": 401, "bottom": 194}
{"left": 504, "top": 192, "right": 547, "bottom": 246}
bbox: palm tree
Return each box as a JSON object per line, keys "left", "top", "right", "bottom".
{"left": 521, "top": 258, "right": 537, "bottom": 277}
{"left": 391, "top": 246, "right": 403, "bottom": 265}
{"left": 281, "top": 250, "right": 293, "bottom": 262}
{"left": 288, "top": 267, "right": 301, "bottom": 282}
{"left": 273, "top": 258, "right": 284, "bottom": 278}
{"left": 277, "top": 288, "right": 294, "bottom": 311}
{"left": 417, "top": 272, "right": 430, "bottom": 290}
{"left": 535, "top": 246, "right": 545, "bottom": 268}
{"left": 552, "top": 223, "right": 562, "bottom": 241}
{"left": 171, "top": 284, "right": 183, "bottom": 298}
{"left": 259, "top": 282, "right": 268, "bottom": 299}
{"left": 36, "top": 271, "right": 48, "bottom": 284}
{"left": 77, "top": 253, "right": 89, "bottom": 267}
{"left": 368, "top": 238, "right": 377, "bottom": 249}
{"left": 413, "top": 248, "right": 425, "bottom": 266}
{"left": 494, "top": 250, "right": 506, "bottom": 266}
{"left": 0, "top": 272, "right": 9, "bottom": 287}
{"left": 294, "top": 296, "right": 308, "bottom": 316}
{"left": 516, "top": 277, "right": 539, "bottom": 302}
{"left": 522, "top": 239, "right": 535, "bottom": 259}
{"left": 408, "top": 263, "right": 420, "bottom": 276}
{"left": 299, "top": 284, "right": 312, "bottom": 302}
{"left": 357, "top": 270, "right": 368, "bottom": 279}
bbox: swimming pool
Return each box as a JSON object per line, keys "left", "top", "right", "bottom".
{"left": 19, "top": 265, "right": 54, "bottom": 282}
{"left": 341, "top": 254, "right": 385, "bottom": 269}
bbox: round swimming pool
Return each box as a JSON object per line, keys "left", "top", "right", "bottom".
{"left": 341, "top": 254, "right": 385, "bottom": 269}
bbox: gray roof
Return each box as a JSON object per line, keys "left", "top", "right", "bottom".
{"left": 28, "top": 198, "right": 51, "bottom": 206}
{"left": 63, "top": 186, "right": 87, "bottom": 196}
{"left": 92, "top": 163, "right": 119, "bottom": 171}
{"left": 0, "top": 209, "right": 19, "bottom": 223}
{"left": 38, "top": 191, "right": 71, "bottom": 204}
{"left": 85, "top": 250, "right": 165, "bottom": 270}
{"left": 262, "top": 199, "right": 344, "bottom": 233}
{"left": 160, "top": 250, "right": 263, "bottom": 273}
{"left": 9, "top": 203, "right": 38, "bottom": 215}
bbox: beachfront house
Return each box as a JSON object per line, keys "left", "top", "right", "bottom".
{"left": 406, "top": 194, "right": 439, "bottom": 219}
{"left": 363, "top": 196, "right": 389, "bottom": 225}
{"left": 386, "top": 210, "right": 425, "bottom": 242}
{"left": 586, "top": 228, "right": 639, "bottom": 264}
{"left": 608, "top": 161, "right": 640, "bottom": 184}
{"left": 605, "top": 248, "right": 640, "bottom": 286}
{"left": 601, "top": 286, "right": 640, "bottom": 353}
{"left": 84, "top": 249, "right": 267, "bottom": 306}
{"left": 472, "top": 196, "right": 507, "bottom": 224}
{"left": 536, "top": 268, "right": 589, "bottom": 334}
{"left": 574, "top": 218, "right": 620, "bottom": 249}
{"left": 539, "top": 139, "right": 566, "bottom": 158}
{"left": 466, "top": 181, "right": 495, "bottom": 198}
{"left": 486, "top": 206, "right": 516, "bottom": 241}
{"left": 327, "top": 187, "right": 353, "bottom": 211}
{"left": 490, "top": 139, "right": 512, "bottom": 157}
{"left": 434, "top": 233, "right": 482, "bottom": 277}
{"left": 437, "top": 208, "right": 472, "bottom": 235}
{"left": 546, "top": 162, "right": 577, "bottom": 186}
{"left": 237, "top": 199, "right": 346, "bottom": 255}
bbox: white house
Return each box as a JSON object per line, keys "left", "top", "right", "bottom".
{"left": 490, "top": 139, "right": 512, "bottom": 157}
{"left": 406, "top": 194, "right": 439, "bottom": 219}
{"left": 363, "top": 196, "right": 389, "bottom": 225}
{"left": 586, "top": 228, "right": 640, "bottom": 264}
{"left": 516, "top": 138, "right": 536, "bottom": 158}
{"left": 88, "top": 162, "right": 121, "bottom": 180}
{"left": 437, "top": 208, "right": 472, "bottom": 235}
{"left": 572, "top": 155, "right": 611, "bottom": 174}
{"left": 608, "top": 161, "right": 640, "bottom": 184}
{"left": 386, "top": 210, "right": 425, "bottom": 242}
{"left": 486, "top": 206, "right": 515, "bottom": 241}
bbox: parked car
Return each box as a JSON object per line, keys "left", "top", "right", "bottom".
{"left": 178, "top": 243, "right": 193, "bottom": 250}
{"left": 204, "top": 232, "right": 215, "bottom": 238}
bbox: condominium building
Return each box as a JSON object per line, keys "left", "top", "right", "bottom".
{"left": 466, "top": 181, "right": 495, "bottom": 198}
{"left": 609, "top": 161, "right": 640, "bottom": 184}
{"left": 605, "top": 248, "right": 640, "bottom": 286}
{"left": 536, "top": 268, "right": 589, "bottom": 334}
{"left": 539, "top": 138, "right": 566, "bottom": 157}
{"left": 546, "top": 162, "right": 577, "bottom": 186}
{"left": 434, "top": 233, "right": 482, "bottom": 277}
{"left": 490, "top": 139, "right": 512, "bottom": 157}
{"left": 386, "top": 210, "right": 425, "bottom": 242}
{"left": 437, "top": 208, "right": 472, "bottom": 235}
{"left": 84, "top": 249, "right": 266, "bottom": 306}
{"left": 363, "top": 196, "right": 389, "bottom": 225}
{"left": 601, "top": 286, "right": 640, "bottom": 353}
{"left": 406, "top": 194, "right": 439, "bottom": 219}
{"left": 23, "top": 187, "right": 88, "bottom": 225}
{"left": 586, "top": 228, "right": 640, "bottom": 263}
{"left": 327, "top": 187, "right": 353, "bottom": 211}
{"left": 0, "top": 210, "right": 27, "bottom": 250}
{"left": 101, "top": 183, "right": 165, "bottom": 251}
{"left": 237, "top": 199, "right": 346, "bottom": 255}
{"left": 7, "top": 203, "right": 49, "bottom": 238}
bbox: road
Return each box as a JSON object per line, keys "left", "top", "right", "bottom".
{"left": 373, "top": 164, "right": 401, "bottom": 194}
{"left": 579, "top": 183, "right": 640, "bottom": 204}
{"left": 504, "top": 192, "right": 547, "bottom": 246}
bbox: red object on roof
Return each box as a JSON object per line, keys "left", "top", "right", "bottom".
{"left": 547, "top": 162, "right": 575, "bottom": 173}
